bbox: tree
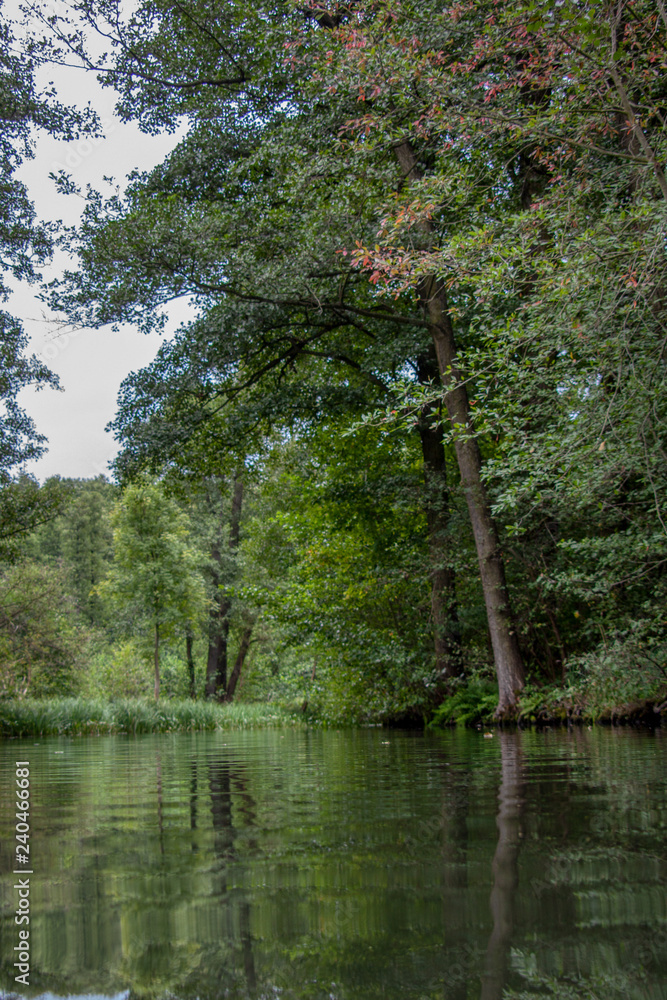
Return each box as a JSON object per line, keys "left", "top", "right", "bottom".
{"left": 25, "top": 477, "right": 116, "bottom": 623}
{"left": 0, "top": 3, "right": 94, "bottom": 551}
{"left": 317, "top": 0, "right": 667, "bottom": 695}
{"left": 61, "top": 477, "right": 115, "bottom": 624}
{"left": 175, "top": 472, "right": 249, "bottom": 701}
{"left": 34, "top": 0, "right": 667, "bottom": 714}
{"left": 100, "top": 479, "right": 208, "bottom": 699}
{"left": 0, "top": 561, "right": 86, "bottom": 697}
{"left": 42, "top": 0, "right": 467, "bottom": 691}
{"left": 236, "top": 421, "right": 467, "bottom": 721}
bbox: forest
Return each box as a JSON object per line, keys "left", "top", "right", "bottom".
{"left": 1, "top": 0, "right": 666, "bottom": 726}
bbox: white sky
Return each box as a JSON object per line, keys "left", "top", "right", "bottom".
{"left": 11, "top": 25, "right": 189, "bottom": 481}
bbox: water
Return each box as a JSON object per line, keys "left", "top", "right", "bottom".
{"left": 0, "top": 727, "right": 666, "bottom": 999}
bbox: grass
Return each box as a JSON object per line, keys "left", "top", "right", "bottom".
{"left": 0, "top": 698, "right": 308, "bottom": 737}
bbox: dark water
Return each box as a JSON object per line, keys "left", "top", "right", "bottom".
{"left": 0, "top": 727, "right": 666, "bottom": 1000}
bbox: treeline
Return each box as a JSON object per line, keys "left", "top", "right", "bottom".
{"left": 0, "top": 435, "right": 452, "bottom": 718}
{"left": 0, "top": 0, "right": 666, "bottom": 721}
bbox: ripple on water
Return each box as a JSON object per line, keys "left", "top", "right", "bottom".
{"left": 0, "top": 728, "right": 665, "bottom": 1000}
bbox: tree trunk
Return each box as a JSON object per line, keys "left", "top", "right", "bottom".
{"left": 154, "top": 622, "right": 160, "bottom": 701}
{"left": 424, "top": 278, "right": 525, "bottom": 711}
{"left": 417, "top": 348, "right": 462, "bottom": 683}
{"left": 480, "top": 733, "right": 525, "bottom": 1000}
{"left": 186, "top": 628, "right": 196, "bottom": 699}
{"left": 205, "top": 623, "right": 229, "bottom": 699}
{"left": 224, "top": 622, "right": 254, "bottom": 702}
{"left": 394, "top": 141, "right": 525, "bottom": 712}
{"left": 205, "top": 472, "right": 244, "bottom": 700}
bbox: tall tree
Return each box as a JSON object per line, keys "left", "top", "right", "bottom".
{"left": 100, "top": 479, "right": 208, "bottom": 699}
{"left": 61, "top": 477, "right": 115, "bottom": 624}
{"left": 0, "top": 560, "right": 85, "bottom": 697}
{"left": 0, "top": 3, "right": 94, "bottom": 551}
{"left": 202, "top": 472, "right": 245, "bottom": 700}
{"left": 42, "top": 0, "right": 466, "bottom": 689}
{"left": 36, "top": 0, "right": 667, "bottom": 711}
{"left": 320, "top": 0, "right": 667, "bottom": 692}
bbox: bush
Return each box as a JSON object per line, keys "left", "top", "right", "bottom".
{"left": 0, "top": 562, "right": 87, "bottom": 698}
{"left": 428, "top": 681, "right": 499, "bottom": 728}
{"left": 83, "top": 637, "right": 209, "bottom": 700}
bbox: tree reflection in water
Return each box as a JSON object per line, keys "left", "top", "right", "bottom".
{"left": 2, "top": 730, "right": 665, "bottom": 1000}
{"left": 480, "top": 732, "right": 525, "bottom": 1000}
{"left": 208, "top": 758, "right": 257, "bottom": 995}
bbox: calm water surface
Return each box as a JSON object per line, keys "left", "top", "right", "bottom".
{"left": 0, "top": 727, "right": 666, "bottom": 999}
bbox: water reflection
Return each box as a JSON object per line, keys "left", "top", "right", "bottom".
{"left": 208, "top": 759, "right": 256, "bottom": 994}
{"left": 0, "top": 729, "right": 665, "bottom": 999}
{"left": 480, "top": 733, "right": 525, "bottom": 1000}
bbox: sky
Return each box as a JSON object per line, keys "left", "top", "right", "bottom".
{"left": 10, "top": 16, "right": 189, "bottom": 482}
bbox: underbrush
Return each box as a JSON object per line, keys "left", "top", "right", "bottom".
{"left": 427, "top": 650, "right": 667, "bottom": 728}
{"left": 428, "top": 682, "right": 500, "bottom": 728}
{"left": 0, "top": 698, "right": 307, "bottom": 737}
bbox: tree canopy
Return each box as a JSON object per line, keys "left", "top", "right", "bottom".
{"left": 6, "top": 0, "right": 665, "bottom": 717}
{"left": 99, "top": 479, "right": 208, "bottom": 698}
{"left": 0, "top": 1, "right": 96, "bottom": 552}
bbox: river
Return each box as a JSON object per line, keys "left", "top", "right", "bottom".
{"left": 0, "top": 727, "right": 665, "bottom": 999}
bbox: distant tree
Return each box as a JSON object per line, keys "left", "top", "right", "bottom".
{"left": 100, "top": 480, "right": 208, "bottom": 699}
{"left": 61, "top": 477, "right": 115, "bottom": 624}
{"left": 0, "top": 561, "right": 85, "bottom": 697}
{"left": 0, "top": 473, "right": 71, "bottom": 562}
{"left": 163, "top": 468, "right": 256, "bottom": 702}
{"left": 25, "top": 477, "right": 115, "bottom": 622}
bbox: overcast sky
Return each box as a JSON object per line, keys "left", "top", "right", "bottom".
{"left": 11, "top": 24, "right": 189, "bottom": 482}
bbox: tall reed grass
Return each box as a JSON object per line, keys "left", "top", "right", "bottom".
{"left": 0, "top": 698, "right": 307, "bottom": 737}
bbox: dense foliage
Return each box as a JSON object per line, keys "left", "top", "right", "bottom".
{"left": 0, "top": 0, "right": 665, "bottom": 721}
{"left": 0, "top": 560, "right": 86, "bottom": 697}
{"left": 0, "top": 2, "right": 95, "bottom": 552}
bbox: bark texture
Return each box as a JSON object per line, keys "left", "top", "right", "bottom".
{"left": 205, "top": 473, "right": 244, "bottom": 699}
{"left": 417, "top": 349, "right": 462, "bottom": 682}
{"left": 225, "top": 621, "right": 254, "bottom": 702}
{"left": 154, "top": 623, "right": 160, "bottom": 701}
{"left": 394, "top": 140, "right": 525, "bottom": 710}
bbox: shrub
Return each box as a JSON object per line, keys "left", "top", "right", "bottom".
{"left": 0, "top": 562, "right": 87, "bottom": 698}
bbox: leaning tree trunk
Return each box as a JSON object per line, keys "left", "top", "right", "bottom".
{"left": 394, "top": 141, "right": 525, "bottom": 713}
{"left": 205, "top": 473, "right": 244, "bottom": 700}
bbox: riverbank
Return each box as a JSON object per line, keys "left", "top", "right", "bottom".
{"left": 1, "top": 684, "right": 666, "bottom": 738}
{"left": 427, "top": 681, "right": 667, "bottom": 729}
{"left": 0, "top": 698, "right": 308, "bottom": 737}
